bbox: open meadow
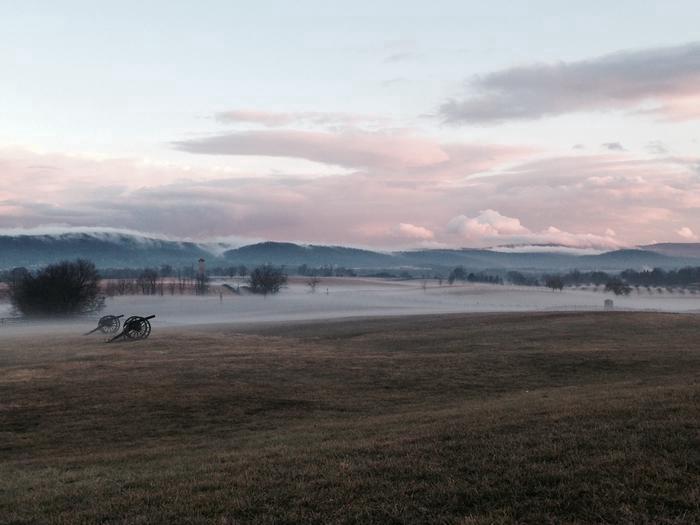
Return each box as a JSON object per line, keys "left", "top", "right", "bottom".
{"left": 1, "top": 311, "right": 698, "bottom": 524}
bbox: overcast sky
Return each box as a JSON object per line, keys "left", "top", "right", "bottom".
{"left": 1, "top": 1, "right": 699, "bottom": 248}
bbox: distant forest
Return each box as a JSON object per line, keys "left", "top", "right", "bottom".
{"left": 546, "top": 267, "right": 700, "bottom": 288}
{"left": 3, "top": 263, "right": 700, "bottom": 292}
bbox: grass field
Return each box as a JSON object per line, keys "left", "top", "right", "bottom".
{"left": 1, "top": 312, "right": 699, "bottom": 524}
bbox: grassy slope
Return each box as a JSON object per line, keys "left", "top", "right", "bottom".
{"left": 0, "top": 312, "right": 698, "bottom": 524}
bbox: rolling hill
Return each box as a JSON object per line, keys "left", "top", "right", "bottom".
{"left": 0, "top": 232, "right": 215, "bottom": 269}
{"left": 2, "top": 232, "right": 700, "bottom": 272}
{"left": 641, "top": 243, "right": 700, "bottom": 258}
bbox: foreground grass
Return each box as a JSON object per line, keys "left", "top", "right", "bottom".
{"left": 0, "top": 312, "right": 698, "bottom": 524}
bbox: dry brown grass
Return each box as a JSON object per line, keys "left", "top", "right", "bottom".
{"left": 1, "top": 312, "right": 699, "bottom": 524}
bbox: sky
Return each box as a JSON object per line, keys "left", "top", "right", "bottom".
{"left": 1, "top": 1, "right": 699, "bottom": 249}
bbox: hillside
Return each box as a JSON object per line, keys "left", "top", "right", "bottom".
{"left": 222, "top": 242, "right": 397, "bottom": 268}
{"left": 642, "top": 242, "right": 700, "bottom": 258}
{"left": 0, "top": 233, "right": 218, "bottom": 269}
{"left": 223, "top": 243, "right": 700, "bottom": 272}
{"left": 2, "top": 232, "right": 700, "bottom": 272}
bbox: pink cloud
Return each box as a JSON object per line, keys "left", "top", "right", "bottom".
{"left": 174, "top": 129, "right": 454, "bottom": 170}
{"left": 174, "top": 127, "right": 534, "bottom": 181}
{"left": 446, "top": 210, "right": 620, "bottom": 249}
{"left": 447, "top": 209, "right": 528, "bottom": 238}
{"left": 2, "top": 146, "right": 700, "bottom": 249}
{"left": 677, "top": 226, "right": 697, "bottom": 240}
{"left": 640, "top": 95, "right": 700, "bottom": 122}
{"left": 392, "top": 223, "right": 435, "bottom": 240}
{"left": 441, "top": 41, "right": 700, "bottom": 123}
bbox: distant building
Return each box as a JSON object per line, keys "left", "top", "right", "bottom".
{"left": 198, "top": 258, "right": 206, "bottom": 276}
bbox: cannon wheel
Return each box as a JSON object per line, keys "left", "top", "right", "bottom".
{"left": 123, "top": 316, "right": 152, "bottom": 340}
{"left": 98, "top": 315, "right": 122, "bottom": 334}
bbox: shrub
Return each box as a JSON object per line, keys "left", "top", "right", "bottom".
{"left": 605, "top": 278, "right": 632, "bottom": 296}
{"left": 544, "top": 275, "right": 564, "bottom": 291}
{"left": 448, "top": 266, "right": 468, "bottom": 284}
{"left": 10, "top": 259, "right": 104, "bottom": 316}
{"left": 249, "top": 265, "right": 287, "bottom": 296}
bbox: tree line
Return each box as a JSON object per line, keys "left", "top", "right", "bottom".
{"left": 542, "top": 267, "right": 700, "bottom": 289}
{"left": 448, "top": 266, "right": 503, "bottom": 285}
{"left": 508, "top": 267, "right": 700, "bottom": 295}
{"left": 2, "top": 260, "right": 289, "bottom": 317}
{"left": 447, "top": 266, "right": 700, "bottom": 295}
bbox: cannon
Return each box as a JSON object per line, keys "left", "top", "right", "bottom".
{"left": 84, "top": 314, "right": 124, "bottom": 335}
{"left": 108, "top": 315, "right": 156, "bottom": 342}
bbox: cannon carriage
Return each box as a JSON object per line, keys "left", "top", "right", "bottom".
{"left": 84, "top": 314, "right": 124, "bottom": 336}
{"left": 108, "top": 315, "right": 156, "bottom": 342}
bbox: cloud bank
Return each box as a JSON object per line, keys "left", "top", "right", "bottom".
{"left": 447, "top": 210, "right": 619, "bottom": 249}
{"left": 173, "top": 128, "right": 527, "bottom": 173}
{"left": 2, "top": 144, "right": 699, "bottom": 249}
{"left": 441, "top": 42, "right": 700, "bottom": 124}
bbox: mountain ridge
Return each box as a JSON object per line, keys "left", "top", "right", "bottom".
{"left": 640, "top": 242, "right": 700, "bottom": 258}
{"left": 1, "top": 232, "right": 699, "bottom": 272}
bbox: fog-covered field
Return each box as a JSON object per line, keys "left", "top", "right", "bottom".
{"left": 97, "top": 278, "right": 700, "bottom": 325}
{"left": 3, "top": 278, "right": 700, "bottom": 334}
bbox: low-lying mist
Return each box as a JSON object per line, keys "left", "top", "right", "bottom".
{"left": 2, "top": 278, "right": 700, "bottom": 339}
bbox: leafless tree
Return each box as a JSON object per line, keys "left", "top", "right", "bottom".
{"left": 138, "top": 269, "right": 158, "bottom": 295}
{"left": 306, "top": 276, "right": 321, "bottom": 293}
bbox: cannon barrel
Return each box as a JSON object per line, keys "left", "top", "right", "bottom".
{"left": 142, "top": 315, "right": 156, "bottom": 320}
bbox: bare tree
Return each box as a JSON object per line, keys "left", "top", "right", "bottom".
{"left": 306, "top": 276, "right": 321, "bottom": 293}
{"left": 138, "top": 269, "right": 158, "bottom": 295}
